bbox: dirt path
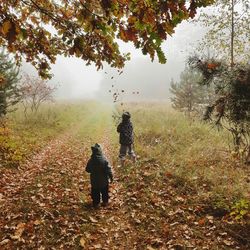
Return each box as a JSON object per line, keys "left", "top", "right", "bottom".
{"left": 80, "top": 129, "right": 138, "bottom": 249}
{"left": 0, "top": 106, "right": 137, "bottom": 249}
{"left": 0, "top": 124, "right": 86, "bottom": 248}
{"left": 0, "top": 129, "right": 77, "bottom": 203}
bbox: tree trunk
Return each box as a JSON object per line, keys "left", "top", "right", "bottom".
{"left": 246, "top": 147, "right": 250, "bottom": 165}
{"left": 231, "top": 0, "right": 234, "bottom": 67}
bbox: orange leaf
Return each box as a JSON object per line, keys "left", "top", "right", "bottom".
{"left": 1, "top": 20, "right": 12, "bottom": 35}
{"left": 198, "top": 218, "right": 206, "bottom": 226}
{"left": 207, "top": 63, "right": 218, "bottom": 69}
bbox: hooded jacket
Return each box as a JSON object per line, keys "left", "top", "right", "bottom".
{"left": 117, "top": 114, "right": 134, "bottom": 145}
{"left": 86, "top": 144, "right": 113, "bottom": 189}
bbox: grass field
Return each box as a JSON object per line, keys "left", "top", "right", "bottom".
{"left": 0, "top": 102, "right": 95, "bottom": 167}
{"left": 0, "top": 101, "right": 249, "bottom": 249}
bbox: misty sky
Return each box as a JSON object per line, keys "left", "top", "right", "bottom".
{"left": 21, "top": 19, "right": 206, "bottom": 101}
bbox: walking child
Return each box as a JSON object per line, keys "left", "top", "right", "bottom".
{"left": 86, "top": 143, "right": 113, "bottom": 208}
{"left": 117, "top": 111, "right": 136, "bottom": 166}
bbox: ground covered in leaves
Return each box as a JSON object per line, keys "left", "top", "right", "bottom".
{"left": 0, "top": 103, "right": 249, "bottom": 249}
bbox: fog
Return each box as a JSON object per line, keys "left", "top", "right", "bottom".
{"left": 21, "top": 20, "right": 206, "bottom": 102}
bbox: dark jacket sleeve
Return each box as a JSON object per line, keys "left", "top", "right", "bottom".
{"left": 85, "top": 159, "right": 92, "bottom": 173}
{"left": 130, "top": 123, "right": 134, "bottom": 132}
{"left": 117, "top": 123, "right": 122, "bottom": 133}
{"left": 105, "top": 161, "right": 113, "bottom": 182}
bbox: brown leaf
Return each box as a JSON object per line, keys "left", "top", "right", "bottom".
{"left": 198, "top": 218, "right": 206, "bottom": 226}
{"left": 223, "top": 240, "right": 234, "bottom": 246}
{"left": 143, "top": 171, "right": 151, "bottom": 177}
{"left": 147, "top": 246, "right": 156, "bottom": 250}
{"left": 2, "top": 20, "right": 12, "bottom": 35}
{"left": 175, "top": 196, "right": 185, "bottom": 202}
{"left": 11, "top": 222, "right": 26, "bottom": 240}
{"left": 93, "top": 244, "right": 102, "bottom": 249}
{"left": 89, "top": 216, "right": 98, "bottom": 223}
{"left": 34, "top": 219, "right": 42, "bottom": 225}
{"left": 80, "top": 237, "right": 86, "bottom": 248}
{"left": 0, "top": 239, "right": 10, "bottom": 246}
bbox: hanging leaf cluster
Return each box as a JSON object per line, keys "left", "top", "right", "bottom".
{"left": 0, "top": 0, "right": 214, "bottom": 78}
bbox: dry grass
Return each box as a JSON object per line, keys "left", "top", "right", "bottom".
{"left": 119, "top": 102, "right": 250, "bottom": 212}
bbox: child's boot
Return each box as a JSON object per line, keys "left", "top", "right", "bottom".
{"left": 132, "top": 155, "right": 136, "bottom": 163}
{"left": 102, "top": 201, "right": 109, "bottom": 207}
{"left": 129, "top": 154, "right": 136, "bottom": 163}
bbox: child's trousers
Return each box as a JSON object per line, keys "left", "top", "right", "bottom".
{"left": 91, "top": 186, "right": 109, "bottom": 206}
{"left": 119, "top": 144, "right": 136, "bottom": 160}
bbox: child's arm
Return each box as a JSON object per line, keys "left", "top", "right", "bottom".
{"left": 85, "top": 159, "right": 92, "bottom": 173}
{"left": 117, "top": 123, "right": 122, "bottom": 133}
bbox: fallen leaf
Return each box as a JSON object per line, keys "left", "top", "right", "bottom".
{"left": 11, "top": 222, "right": 26, "bottom": 240}
{"left": 0, "top": 239, "right": 10, "bottom": 245}
{"left": 223, "top": 240, "right": 234, "bottom": 246}
{"left": 34, "top": 219, "right": 42, "bottom": 225}
{"left": 147, "top": 246, "right": 156, "bottom": 250}
{"left": 16, "top": 222, "right": 26, "bottom": 234}
{"left": 198, "top": 218, "right": 206, "bottom": 226}
{"left": 102, "top": 228, "right": 108, "bottom": 233}
{"left": 80, "top": 237, "right": 86, "bottom": 248}
{"left": 143, "top": 171, "right": 151, "bottom": 177}
{"left": 135, "top": 219, "right": 141, "bottom": 224}
{"left": 176, "top": 196, "right": 185, "bottom": 202}
{"left": 89, "top": 216, "right": 98, "bottom": 223}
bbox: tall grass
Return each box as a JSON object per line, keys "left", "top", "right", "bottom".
{"left": 119, "top": 102, "right": 249, "bottom": 212}
{"left": 1, "top": 101, "right": 95, "bottom": 167}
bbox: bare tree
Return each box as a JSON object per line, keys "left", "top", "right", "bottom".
{"left": 197, "top": 0, "right": 249, "bottom": 64}
{"left": 20, "top": 74, "right": 56, "bottom": 116}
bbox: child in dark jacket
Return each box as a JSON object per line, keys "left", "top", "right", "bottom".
{"left": 86, "top": 143, "right": 113, "bottom": 208}
{"left": 117, "top": 111, "right": 136, "bottom": 166}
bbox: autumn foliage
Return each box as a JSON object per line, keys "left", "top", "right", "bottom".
{"left": 189, "top": 56, "right": 250, "bottom": 162}
{"left": 0, "top": 0, "right": 214, "bottom": 78}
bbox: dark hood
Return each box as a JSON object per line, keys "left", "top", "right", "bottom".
{"left": 122, "top": 111, "right": 131, "bottom": 122}
{"left": 91, "top": 143, "right": 105, "bottom": 162}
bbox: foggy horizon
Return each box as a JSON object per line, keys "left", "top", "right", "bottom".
{"left": 21, "top": 19, "right": 206, "bottom": 102}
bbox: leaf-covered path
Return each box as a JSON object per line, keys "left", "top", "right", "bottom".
{"left": 0, "top": 105, "right": 249, "bottom": 249}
